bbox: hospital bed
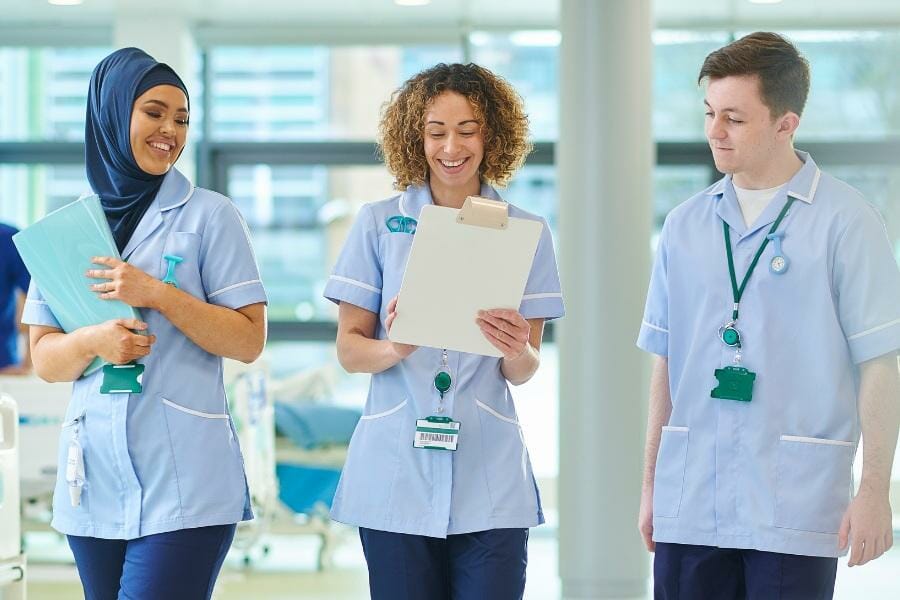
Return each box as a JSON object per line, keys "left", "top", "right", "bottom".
{"left": 224, "top": 359, "right": 279, "bottom": 565}
{"left": 0, "top": 393, "right": 27, "bottom": 599}
{"left": 226, "top": 360, "right": 359, "bottom": 571}
{"left": 266, "top": 364, "right": 360, "bottom": 572}
{"left": 225, "top": 360, "right": 345, "bottom": 570}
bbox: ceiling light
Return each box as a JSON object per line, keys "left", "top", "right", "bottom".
{"left": 748, "top": 0, "right": 783, "bottom": 4}
{"left": 395, "top": 0, "right": 431, "bottom": 6}
{"left": 48, "top": 0, "right": 84, "bottom": 5}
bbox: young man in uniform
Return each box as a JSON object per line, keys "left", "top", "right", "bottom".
{"left": 637, "top": 32, "right": 900, "bottom": 599}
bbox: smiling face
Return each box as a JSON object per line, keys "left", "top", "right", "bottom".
{"left": 423, "top": 91, "right": 484, "bottom": 199}
{"left": 704, "top": 75, "right": 799, "bottom": 186}
{"left": 129, "top": 84, "right": 189, "bottom": 176}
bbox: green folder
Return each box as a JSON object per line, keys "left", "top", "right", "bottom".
{"left": 12, "top": 195, "right": 142, "bottom": 377}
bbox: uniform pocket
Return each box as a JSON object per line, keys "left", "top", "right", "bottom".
{"left": 475, "top": 398, "right": 535, "bottom": 513}
{"left": 653, "top": 426, "right": 690, "bottom": 518}
{"left": 161, "top": 231, "right": 203, "bottom": 299}
{"left": 161, "top": 397, "right": 246, "bottom": 518}
{"left": 774, "top": 435, "right": 853, "bottom": 534}
{"left": 337, "top": 399, "right": 406, "bottom": 515}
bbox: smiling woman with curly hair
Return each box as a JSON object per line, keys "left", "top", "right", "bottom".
{"left": 323, "top": 62, "right": 564, "bottom": 600}
{"left": 379, "top": 62, "right": 532, "bottom": 190}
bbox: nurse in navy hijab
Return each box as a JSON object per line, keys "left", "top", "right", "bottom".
{"left": 23, "top": 47, "right": 268, "bottom": 600}
{"left": 86, "top": 47, "right": 190, "bottom": 252}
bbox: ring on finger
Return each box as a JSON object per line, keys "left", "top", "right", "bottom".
{"left": 497, "top": 328, "right": 518, "bottom": 345}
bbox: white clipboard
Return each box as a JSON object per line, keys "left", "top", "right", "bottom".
{"left": 388, "top": 196, "right": 543, "bottom": 357}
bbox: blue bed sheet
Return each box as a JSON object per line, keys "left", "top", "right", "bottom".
{"left": 274, "top": 402, "right": 361, "bottom": 449}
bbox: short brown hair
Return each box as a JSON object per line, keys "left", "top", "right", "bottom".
{"left": 698, "top": 32, "right": 810, "bottom": 118}
{"left": 378, "top": 63, "right": 532, "bottom": 190}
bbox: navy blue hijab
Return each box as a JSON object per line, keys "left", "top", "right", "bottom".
{"left": 85, "top": 48, "right": 189, "bottom": 252}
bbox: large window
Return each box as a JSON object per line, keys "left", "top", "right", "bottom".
{"left": 471, "top": 31, "right": 560, "bottom": 141}
{"left": 227, "top": 164, "right": 394, "bottom": 322}
{"left": 206, "top": 45, "right": 461, "bottom": 142}
{"left": 0, "top": 164, "right": 85, "bottom": 229}
{"left": 653, "top": 31, "right": 731, "bottom": 141}
{"left": 785, "top": 31, "right": 900, "bottom": 140}
{"left": 0, "top": 47, "right": 108, "bottom": 142}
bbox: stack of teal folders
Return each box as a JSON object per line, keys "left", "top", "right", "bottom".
{"left": 12, "top": 195, "right": 142, "bottom": 377}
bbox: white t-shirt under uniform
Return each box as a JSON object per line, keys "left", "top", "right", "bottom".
{"left": 733, "top": 183, "right": 784, "bottom": 227}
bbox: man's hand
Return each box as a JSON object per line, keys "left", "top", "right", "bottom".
{"left": 838, "top": 488, "right": 893, "bottom": 566}
{"left": 639, "top": 486, "right": 655, "bottom": 552}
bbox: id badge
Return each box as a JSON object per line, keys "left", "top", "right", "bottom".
{"left": 100, "top": 363, "right": 145, "bottom": 394}
{"left": 710, "top": 365, "right": 756, "bottom": 402}
{"left": 414, "top": 416, "right": 460, "bottom": 451}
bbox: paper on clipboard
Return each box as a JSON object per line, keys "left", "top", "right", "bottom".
{"left": 388, "top": 196, "right": 542, "bottom": 357}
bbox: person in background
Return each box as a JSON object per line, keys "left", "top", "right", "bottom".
{"left": 0, "top": 220, "right": 31, "bottom": 375}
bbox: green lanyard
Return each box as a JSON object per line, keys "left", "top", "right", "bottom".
{"left": 720, "top": 196, "right": 796, "bottom": 349}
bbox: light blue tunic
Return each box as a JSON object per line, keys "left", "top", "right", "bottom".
{"left": 637, "top": 152, "right": 900, "bottom": 557}
{"left": 22, "top": 168, "right": 268, "bottom": 539}
{"left": 323, "top": 183, "right": 564, "bottom": 538}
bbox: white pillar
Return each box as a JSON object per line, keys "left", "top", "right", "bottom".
{"left": 557, "top": 0, "right": 653, "bottom": 598}
{"left": 113, "top": 11, "right": 198, "bottom": 181}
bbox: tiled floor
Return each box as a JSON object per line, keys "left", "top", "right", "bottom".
{"left": 17, "top": 528, "right": 900, "bottom": 600}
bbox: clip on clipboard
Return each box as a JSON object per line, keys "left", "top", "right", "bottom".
{"left": 388, "top": 195, "right": 542, "bottom": 357}
{"left": 456, "top": 195, "right": 509, "bottom": 230}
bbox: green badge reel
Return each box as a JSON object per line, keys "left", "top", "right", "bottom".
{"left": 434, "top": 370, "right": 452, "bottom": 398}
{"left": 433, "top": 348, "right": 453, "bottom": 402}
{"left": 720, "top": 325, "right": 741, "bottom": 347}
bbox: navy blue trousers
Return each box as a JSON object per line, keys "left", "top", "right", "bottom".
{"left": 359, "top": 527, "right": 528, "bottom": 600}
{"left": 67, "top": 524, "right": 236, "bottom": 600}
{"left": 654, "top": 542, "right": 838, "bottom": 600}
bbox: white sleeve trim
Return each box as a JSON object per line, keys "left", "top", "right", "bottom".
{"left": 26, "top": 299, "right": 49, "bottom": 306}
{"left": 207, "top": 279, "right": 262, "bottom": 299}
{"left": 329, "top": 275, "right": 381, "bottom": 295}
{"left": 522, "top": 292, "right": 563, "bottom": 300}
{"left": 847, "top": 317, "right": 900, "bottom": 341}
{"left": 642, "top": 320, "right": 669, "bottom": 334}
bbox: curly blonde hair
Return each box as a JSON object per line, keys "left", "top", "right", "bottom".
{"left": 378, "top": 63, "right": 532, "bottom": 190}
